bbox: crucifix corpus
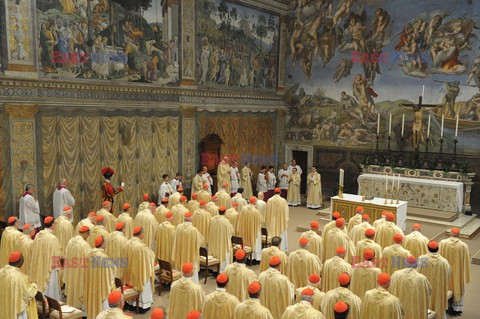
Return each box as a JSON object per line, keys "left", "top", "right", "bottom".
{"left": 400, "top": 96, "right": 438, "bottom": 152}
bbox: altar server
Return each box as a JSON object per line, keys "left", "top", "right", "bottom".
{"left": 170, "top": 172, "right": 183, "bottom": 191}
{"left": 237, "top": 197, "right": 263, "bottom": 261}
{"left": 287, "top": 168, "right": 301, "bottom": 206}
{"left": 265, "top": 188, "right": 289, "bottom": 252}
{"left": 360, "top": 273, "right": 404, "bottom": 319}
{"left": 240, "top": 163, "right": 253, "bottom": 199}
{"left": 306, "top": 167, "right": 323, "bottom": 209}
{"left": 158, "top": 174, "right": 174, "bottom": 200}
{"left": 168, "top": 262, "right": 205, "bottom": 319}
{"left": 203, "top": 274, "right": 239, "bottom": 319}
{"left": 19, "top": 184, "right": 41, "bottom": 229}
{"left": 321, "top": 273, "right": 362, "bottom": 319}
{"left": 232, "top": 281, "right": 273, "bottom": 319}
{"left": 52, "top": 178, "right": 75, "bottom": 220}
{"left": 287, "top": 237, "right": 322, "bottom": 288}
{"left": 259, "top": 236, "right": 288, "bottom": 275}
{"left": 321, "top": 246, "right": 351, "bottom": 292}
{"left": 265, "top": 166, "right": 277, "bottom": 201}
{"left": 155, "top": 212, "right": 176, "bottom": 265}
{"left": 403, "top": 223, "right": 429, "bottom": 258}
{"left": 300, "top": 221, "right": 323, "bottom": 261}
{"left": 225, "top": 249, "right": 258, "bottom": 302}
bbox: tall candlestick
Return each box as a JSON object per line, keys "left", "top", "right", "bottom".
{"left": 391, "top": 175, "right": 395, "bottom": 191}
{"left": 440, "top": 114, "right": 445, "bottom": 138}
{"left": 422, "top": 85, "right": 425, "bottom": 100}
{"left": 385, "top": 174, "right": 388, "bottom": 191}
{"left": 388, "top": 113, "right": 392, "bottom": 136}
{"left": 397, "top": 174, "right": 400, "bottom": 190}
{"left": 455, "top": 115, "right": 459, "bottom": 138}
{"left": 401, "top": 114, "right": 405, "bottom": 137}
{"left": 427, "top": 114, "right": 431, "bottom": 137}
{"left": 377, "top": 113, "right": 380, "bottom": 135}
{"left": 339, "top": 169, "right": 344, "bottom": 187}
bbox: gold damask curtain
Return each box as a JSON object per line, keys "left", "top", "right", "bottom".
{"left": 41, "top": 114, "right": 178, "bottom": 221}
{"left": 199, "top": 115, "right": 275, "bottom": 178}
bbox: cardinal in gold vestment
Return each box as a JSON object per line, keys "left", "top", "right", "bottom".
{"left": 193, "top": 200, "right": 213, "bottom": 245}
{"left": 218, "top": 157, "right": 232, "bottom": 194}
{"left": 198, "top": 184, "right": 212, "bottom": 203}
{"left": 375, "top": 213, "right": 403, "bottom": 249}
{"left": 192, "top": 171, "right": 204, "bottom": 195}
{"left": 237, "top": 198, "right": 262, "bottom": 260}
{"left": 240, "top": 165, "right": 253, "bottom": 199}
{"left": 75, "top": 212, "right": 96, "bottom": 234}
{"left": 123, "top": 227, "right": 156, "bottom": 310}
{"left": 439, "top": 228, "right": 471, "bottom": 313}
{"left": 306, "top": 168, "right": 323, "bottom": 209}
{"left": 167, "top": 189, "right": 183, "bottom": 210}
{"left": 216, "top": 183, "right": 232, "bottom": 209}
{"left": 265, "top": 189, "right": 289, "bottom": 252}
{"left": 321, "top": 273, "right": 362, "bottom": 319}
{"left": 63, "top": 227, "right": 91, "bottom": 309}
{"left": 53, "top": 209, "right": 74, "bottom": 253}
{"left": 381, "top": 234, "right": 412, "bottom": 275}
{"left": 259, "top": 256, "right": 295, "bottom": 319}
{"left": 231, "top": 192, "right": 247, "bottom": 212}
{"left": 347, "top": 207, "right": 364, "bottom": 234}
{"left": 97, "top": 201, "right": 117, "bottom": 232}
{"left": 206, "top": 197, "right": 220, "bottom": 217}
{"left": 0, "top": 217, "right": 23, "bottom": 267}
{"left": 226, "top": 203, "right": 240, "bottom": 235}
{"left": 350, "top": 249, "right": 381, "bottom": 298}
{"left": 287, "top": 169, "right": 301, "bottom": 206}
{"left": 321, "top": 247, "right": 351, "bottom": 292}
{"left": 323, "top": 218, "right": 355, "bottom": 263}
{"left": 29, "top": 217, "right": 62, "bottom": 300}
{"left": 138, "top": 193, "right": 150, "bottom": 214}
{"left": 418, "top": 241, "right": 452, "bottom": 319}
{"left": 0, "top": 252, "right": 38, "bottom": 319}
{"left": 16, "top": 224, "right": 36, "bottom": 276}
{"left": 117, "top": 203, "right": 135, "bottom": 239}
{"left": 203, "top": 274, "right": 240, "bottom": 319}
{"left": 372, "top": 211, "right": 388, "bottom": 230}
{"left": 208, "top": 208, "right": 234, "bottom": 272}
{"left": 189, "top": 194, "right": 200, "bottom": 214}
{"left": 155, "top": 212, "right": 176, "bottom": 265}
{"left": 349, "top": 214, "right": 372, "bottom": 245}
{"left": 168, "top": 263, "right": 205, "bottom": 319}
{"left": 154, "top": 198, "right": 169, "bottom": 224}
{"left": 294, "top": 274, "right": 325, "bottom": 310}
{"left": 360, "top": 273, "right": 404, "bottom": 319}
{"left": 105, "top": 222, "right": 128, "bottom": 279}
{"left": 96, "top": 291, "right": 131, "bottom": 318}
{"left": 354, "top": 228, "right": 382, "bottom": 264}
{"left": 287, "top": 238, "right": 322, "bottom": 288}
{"left": 87, "top": 216, "right": 110, "bottom": 248}
{"left": 172, "top": 213, "right": 204, "bottom": 283}
{"left": 172, "top": 196, "right": 190, "bottom": 226}
{"left": 233, "top": 281, "right": 273, "bottom": 319}
{"left": 390, "top": 256, "right": 432, "bottom": 319}
{"left": 134, "top": 203, "right": 159, "bottom": 249}
{"left": 225, "top": 249, "right": 258, "bottom": 302}
{"left": 403, "top": 224, "right": 429, "bottom": 258}
{"left": 284, "top": 288, "right": 326, "bottom": 319}
{"left": 300, "top": 221, "right": 324, "bottom": 261}
{"left": 84, "top": 236, "right": 116, "bottom": 319}
{"left": 259, "top": 237, "right": 288, "bottom": 275}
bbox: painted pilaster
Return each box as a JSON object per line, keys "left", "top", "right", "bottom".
{"left": 180, "top": 106, "right": 197, "bottom": 180}
{"left": 180, "top": 0, "right": 195, "bottom": 86}
{"left": 277, "top": 15, "right": 287, "bottom": 94}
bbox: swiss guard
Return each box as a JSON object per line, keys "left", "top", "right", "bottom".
{"left": 101, "top": 167, "right": 123, "bottom": 212}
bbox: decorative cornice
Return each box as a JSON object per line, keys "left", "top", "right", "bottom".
{"left": 4, "top": 103, "right": 38, "bottom": 118}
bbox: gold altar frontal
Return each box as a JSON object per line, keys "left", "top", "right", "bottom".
{"left": 331, "top": 194, "right": 408, "bottom": 230}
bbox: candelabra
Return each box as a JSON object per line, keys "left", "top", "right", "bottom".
{"left": 451, "top": 138, "right": 459, "bottom": 170}
{"left": 436, "top": 137, "right": 444, "bottom": 170}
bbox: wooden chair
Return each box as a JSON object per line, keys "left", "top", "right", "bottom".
{"left": 261, "top": 227, "right": 271, "bottom": 248}
{"left": 157, "top": 259, "right": 181, "bottom": 295}
{"left": 199, "top": 247, "right": 220, "bottom": 284}
{"left": 35, "top": 291, "right": 48, "bottom": 319}
{"left": 115, "top": 278, "right": 140, "bottom": 314}
{"left": 231, "top": 236, "right": 253, "bottom": 265}
{"left": 45, "top": 295, "right": 83, "bottom": 319}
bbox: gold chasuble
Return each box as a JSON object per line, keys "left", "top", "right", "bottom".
{"left": 138, "top": 201, "right": 149, "bottom": 214}
{"left": 439, "top": 237, "right": 471, "bottom": 304}
{"left": 154, "top": 205, "right": 169, "bottom": 224}
{"left": 225, "top": 263, "right": 258, "bottom": 302}
{"left": 75, "top": 218, "right": 94, "bottom": 234}
{"left": 233, "top": 298, "right": 274, "bottom": 319}
{"left": 117, "top": 212, "right": 134, "bottom": 239}
{"left": 225, "top": 207, "right": 240, "bottom": 235}
{"left": 258, "top": 268, "right": 295, "bottom": 319}
{"left": 347, "top": 214, "right": 363, "bottom": 235}
{"left": 390, "top": 268, "right": 432, "bottom": 319}
{"left": 349, "top": 222, "right": 373, "bottom": 245}
{"left": 237, "top": 204, "right": 262, "bottom": 249}
{"left": 87, "top": 226, "right": 109, "bottom": 248}
{"left": 167, "top": 192, "right": 181, "bottom": 210}
{"left": 283, "top": 302, "right": 326, "bottom": 319}
{"left": 403, "top": 231, "right": 429, "bottom": 258}
{"left": 84, "top": 248, "right": 116, "bottom": 319}
{"left": 287, "top": 173, "right": 301, "bottom": 205}
{"left": 123, "top": 237, "right": 156, "bottom": 291}
{"left": 321, "top": 287, "right": 362, "bottom": 319}
{"left": 188, "top": 199, "right": 200, "bottom": 216}
{"left": 29, "top": 229, "right": 62, "bottom": 293}
{"left": 203, "top": 288, "right": 240, "bottom": 319}
{"left": 294, "top": 286, "right": 325, "bottom": 310}
{"left": 208, "top": 215, "right": 234, "bottom": 264}
{"left": 217, "top": 162, "right": 232, "bottom": 194}
{"left": 350, "top": 261, "right": 381, "bottom": 298}
{"left": 259, "top": 246, "right": 288, "bottom": 275}
{"left": 16, "top": 234, "right": 34, "bottom": 276}
{"left": 105, "top": 231, "right": 128, "bottom": 279}
{"left": 168, "top": 278, "right": 205, "bottom": 319}
{"left": 192, "top": 175, "right": 204, "bottom": 195}
{"left": 265, "top": 194, "right": 289, "bottom": 237}
{"left": 134, "top": 210, "right": 158, "bottom": 249}
{"left": 171, "top": 203, "right": 189, "bottom": 226}
{"left": 97, "top": 208, "right": 117, "bottom": 232}
{"left": 193, "top": 208, "right": 212, "bottom": 245}
{"left": 64, "top": 235, "right": 91, "bottom": 308}
{"left": 306, "top": 172, "right": 323, "bottom": 208}
{"left": 0, "top": 265, "right": 38, "bottom": 319}
{"left": 240, "top": 166, "right": 253, "bottom": 199}
{"left": 172, "top": 222, "right": 204, "bottom": 270}
{"left": 287, "top": 249, "right": 322, "bottom": 288}
{"left": 375, "top": 222, "right": 404, "bottom": 249}
{"left": 381, "top": 244, "right": 411, "bottom": 275}
{"left": 321, "top": 256, "right": 351, "bottom": 292}
{"left": 96, "top": 308, "right": 131, "bottom": 319}
{"left": 323, "top": 228, "right": 355, "bottom": 263}
{"left": 360, "top": 287, "right": 404, "bottom": 319}
{"left": 418, "top": 252, "right": 451, "bottom": 319}
{"left": 53, "top": 215, "right": 74, "bottom": 253}
{"left": 0, "top": 227, "right": 23, "bottom": 267}
{"left": 355, "top": 239, "right": 382, "bottom": 262}
{"left": 231, "top": 194, "right": 247, "bottom": 213}
{"left": 198, "top": 190, "right": 212, "bottom": 203}
{"left": 215, "top": 190, "right": 232, "bottom": 209}
{"left": 206, "top": 202, "right": 220, "bottom": 217}
{"left": 155, "top": 221, "right": 176, "bottom": 264}
{"left": 300, "top": 230, "right": 324, "bottom": 262}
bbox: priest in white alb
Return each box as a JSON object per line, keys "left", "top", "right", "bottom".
{"left": 52, "top": 178, "right": 75, "bottom": 220}
{"left": 208, "top": 206, "right": 234, "bottom": 272}
{"left": 277, "top": 163, "right": 289, "bottom": 199}
{"left": 265, "top": 188, "right": 289, "bottom": 252}
{"left": 19, "top": 184, "right": 41, "bottom": 230}
{"left": 306, "top": 166, "right": 323, "bottom": 209}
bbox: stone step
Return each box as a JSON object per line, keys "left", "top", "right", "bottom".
{"left": 472, "top": 249, "right": 480, "bottom": 265}
{"left": 445, "top": 217, "right": 480, "bottom": 240}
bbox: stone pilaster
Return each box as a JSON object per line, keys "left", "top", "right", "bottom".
{"left": 277, "top": 108, "right": 286, "bottom": 167}
{"left": 277, "top": 16, "right": 287, "bottom": 94}
{"left": 180, "top": 106, "right": 197, "bottom": 179}
{"left": 4, "top": 103, "right": 38, "bottom": 211}
{"left": 180, "top": 0, "right": 196, "bottom": 86}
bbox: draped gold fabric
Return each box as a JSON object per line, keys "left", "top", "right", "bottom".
{"left": 41, "top": 114, "right": 179, "bottom": 221}
{"left": 199, "top": 116, "right": 275, "bottom": 178}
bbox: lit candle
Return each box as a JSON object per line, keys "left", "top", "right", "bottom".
{"left": 377, "top": 113, "right": 380, "bottom": 135}
{"left": 441, "top": 114, "right": 445, "bottom": 138}
{"left": 422, "top": 85, "right": 425, "bottom": 100}
{"left": 401, "top": 114, "right": 405, "bottom": 137}
{"left": 391, "top": 175, "right": 395, "bottom": 191}
{"left": 455, "top": 115, "right": 459, "bottom": 138}
{"left": 339, "top": 169, "right": 344, "bottom": 187}
{"left": 388, "top": 113, "right": 392, "bottom": 136}
{"left": 427, "top": 114, "right": 431, "bottom": 137}
{"left": 385, "top": 174, "right": 388, "bottom": 191}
